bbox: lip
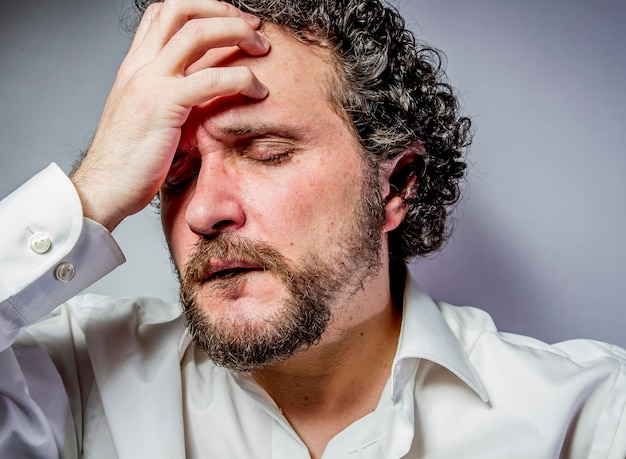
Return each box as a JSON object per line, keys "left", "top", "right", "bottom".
{"left": 201, "top": 259, "right": 265, "bottom": 281}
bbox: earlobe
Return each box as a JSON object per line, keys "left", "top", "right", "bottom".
{"left": 383, "top": 195, "right": 408, "bottom": 232}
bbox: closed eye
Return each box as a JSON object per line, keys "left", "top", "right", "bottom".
{"left": 242, "top": 141, "right": 295, "bottom": 165}
{"left": 162, "top": 153, "right": 201, "bottom": 192}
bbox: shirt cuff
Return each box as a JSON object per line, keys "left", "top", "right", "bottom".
{"left": 0, "top": 163, "right": 125, "bottom": 348}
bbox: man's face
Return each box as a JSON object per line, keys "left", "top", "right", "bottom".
{"left": 160, "top": 28, "right": 387, "bottom": 371}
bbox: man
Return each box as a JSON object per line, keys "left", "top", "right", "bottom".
{"left": 1, "top": 0, "right": 625, "bottom": 458}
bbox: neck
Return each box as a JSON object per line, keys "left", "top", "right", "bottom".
{"left": 251, "top": 263, "right": 403, "bottom": 458}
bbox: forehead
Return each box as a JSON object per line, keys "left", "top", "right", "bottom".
{"left": 183, "top": 26, "right": 350, "bottom": 144}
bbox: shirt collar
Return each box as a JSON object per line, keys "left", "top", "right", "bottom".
{"left": 177, "top": 267, "right": 490, "bottom": 404}
{"left": 391, "top": 268, "right": 490, "bottom": 403}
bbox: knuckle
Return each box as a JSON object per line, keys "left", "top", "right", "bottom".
{"left": 125, "top": 70, "right": 153, "bottom": 97}
{"left": 159, "top": 0, "right": 187, "bottom": 25}
{"left": 144, "top": 2, "right": 162, "bottom": 14}
{"left": 236, "top": 67, "right": 256, "bottom": 84}
{"left": 231, "top": 17, "right": 252, "bottom": 35}
{"left": 187, "top": 69, "right": 240, "bottom": 96}
{"left": 198, "top": 70, "right": 222, "bottom": 89}
{"left": 212, "top": 1, "right": 239, "bottom": 17}
{"left": 179, "top": 19, "right": 205, "bottom": 41}
{"left": 116, "top": 62, "right": 133, "bottom": 81}
{"left": 160, "top": 0, "right": 178, "bottom": 13}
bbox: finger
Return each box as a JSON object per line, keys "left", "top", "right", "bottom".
{"left": 128, "top": 2, "right": 163, "bottom": 55}
{"left": 174, "top": 66, "right": 268, "bottom": 107}
{"left": 143, "top": 0, "right": 259, "bottom": 52}
{"left": 122, "top": 0, "right": 261, "bottom": 79}
{"left": 153, "top": 17, "right": 270, "bottom": 73}
{"left": 118, "top": 2, "right": 165, "bottom": 80}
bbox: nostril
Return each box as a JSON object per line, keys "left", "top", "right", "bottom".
{"left": 212, "top": 220, "right": 235, "bottom": 232}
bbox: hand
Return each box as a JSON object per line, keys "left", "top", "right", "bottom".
{"left": 71, "top": 0, "right": 270, "bottom": 232}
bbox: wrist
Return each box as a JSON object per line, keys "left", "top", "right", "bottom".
{"left": 71, "top": 171, "right": 122, "bottom": 232}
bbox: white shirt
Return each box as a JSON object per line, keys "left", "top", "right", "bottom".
{"left": 1, "top": 164, "right": 626, "bottom": 458}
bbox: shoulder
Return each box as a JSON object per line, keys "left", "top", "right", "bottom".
{"left": 438, "top": 301, "right": 626, "bottom": 457}
{"left": 438, "top": 301, "right": 626, "bottom": 371}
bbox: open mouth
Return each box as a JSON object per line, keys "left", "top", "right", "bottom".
{"left": 202, "top": 259, "right": 266, "bottom": 282}
{"left": 207, "top": 267, "right": 264, "bottom": 281}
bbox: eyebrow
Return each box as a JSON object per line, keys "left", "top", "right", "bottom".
{"left": 212, "top": 123, "right": 308, "bottom": 142}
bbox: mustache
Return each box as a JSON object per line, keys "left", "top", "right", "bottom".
{"left": 183, "top": 234, "right": 292, "bottom": 284}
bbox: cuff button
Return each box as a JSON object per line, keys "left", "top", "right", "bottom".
{"left": 29, "top": 233, "right": 52, "bottom": 254}
{"left": 54, "top": 262, "right": 76, "bottom": 282}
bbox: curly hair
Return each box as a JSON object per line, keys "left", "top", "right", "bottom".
{"left": 135, "top": 0, "right": 471, "bottom": 262}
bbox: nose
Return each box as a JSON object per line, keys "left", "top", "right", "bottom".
{"left": 184, "top": 158, "right": 246, "bottom": 237}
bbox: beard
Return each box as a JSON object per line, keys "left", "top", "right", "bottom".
{"left": 177, "top": 165, "right": 386, "bottom": 372}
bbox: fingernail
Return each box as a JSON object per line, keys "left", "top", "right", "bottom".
{"left": 259, "top": 83, "right": 269, "bottom": 98}
{"left": 254, "top": 81, "right": 269, "bottom": 99}
{"left": 258, "top": 35, "right": 271, "bottom": 51}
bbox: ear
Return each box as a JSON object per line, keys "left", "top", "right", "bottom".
{"left": 382, "top": 145, "right": 424, "bottom": 233}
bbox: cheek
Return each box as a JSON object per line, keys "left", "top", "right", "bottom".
{"left": 246, "top": 162, "right": 359, "bottom": 243}
{"left": 242, "top": 176, "right": 304, "bottom": 236}
{"left": 160, "top": 193, "right": 193, "bottom": 265}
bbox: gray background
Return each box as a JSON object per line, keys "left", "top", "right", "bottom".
{"left": 1, "top": 0, "right": 625, "bottom": 347}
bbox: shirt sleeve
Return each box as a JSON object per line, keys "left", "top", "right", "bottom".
{"left": 0, "top": 165, "right": 125, "bottom": 457}
{"left": 0, "top": 163, "right": 125, "bottom": 350}
{"left": 592, "top": 344, "right": 626, "bottom": 459}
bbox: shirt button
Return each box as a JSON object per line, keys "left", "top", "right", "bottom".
{"left": 54, "top": 262, "right": 76, "bottom": 282}
{"left": 29, "top": 233, "right": 52, "bottom": 254}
